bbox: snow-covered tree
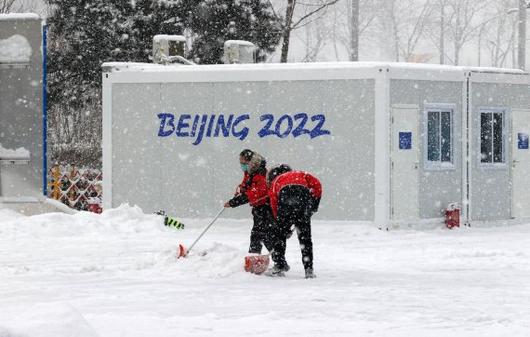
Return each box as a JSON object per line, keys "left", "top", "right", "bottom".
{"left": 376, "top": 0, "right": 436, "bottom": 62}
{"left": 184, "top": 0, "right": 282, "bottom": 64}
{"left": 44, "top": 0, "right": 282, "bottom": 166}
{"left": 477, "top": 0, "right": 518, "bottom": 68}
{"left": 444, "top": 0, "right": 490, "bottom": 65}
{"left": 272, "top": 0, "right": 340, "bottom": 62}
{"left": 0, "top": 0, "right": 16, "bottom": 13}
{"left": 45, "top": 0, "right": 133, "bottom": 165}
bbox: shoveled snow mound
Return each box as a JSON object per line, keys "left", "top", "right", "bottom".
{"left": 1, "top": 204, "right": 530, "bottom": 336}
{"left": 0, "top": 303, "right": 99, "bottom": 337}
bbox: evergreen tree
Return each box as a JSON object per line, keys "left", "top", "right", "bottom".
{"left": 44, "top": 0, "right": 282, "bottom": 166}
{"left": 46, "top": 0, "right": 132, "bottom": 165}
{"left": 185, "top": 0, "right": 282, "bottom": 64}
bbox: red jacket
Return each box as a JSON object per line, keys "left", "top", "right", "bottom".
{"left": 269, "top": 171, "right": 322, "bottom": 218}
{"left": 229, "top": 171, "right": 269, "bottom": 208}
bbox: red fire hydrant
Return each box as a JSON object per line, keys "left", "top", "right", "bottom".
{"left": 445, "top": 203, "right": 460, "bottom": 229}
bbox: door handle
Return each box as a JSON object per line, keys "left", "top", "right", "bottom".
{"left": 414, "top": 162, "right": 419, "bottom": 169}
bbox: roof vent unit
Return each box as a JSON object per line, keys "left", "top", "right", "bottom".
{"left": 152, "top": 35, "right": 192, "bottom": 65}
{"left": 223, "top": 40, "right": 257, "bottom": 64}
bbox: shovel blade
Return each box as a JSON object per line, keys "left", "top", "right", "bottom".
{"left": 177, "top": 244, "right": 187, "bottom": 258}
{"left": 244, "top": 255, "right": 270, "bottom": 275}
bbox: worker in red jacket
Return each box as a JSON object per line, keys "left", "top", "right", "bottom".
{"left": 224, "top": 149, "right": 274, "bottom": 254}
{"left": 266, "top": 164, "right": 322, "bottom": 278}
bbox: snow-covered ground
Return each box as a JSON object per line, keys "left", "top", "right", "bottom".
{"left": 1, "top": 205, "right": 530, "bottom": 337}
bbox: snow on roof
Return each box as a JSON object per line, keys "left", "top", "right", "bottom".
{"left": 224, "top": 40, "right": 256, "bottom": 47}
{"left": 153, "top": 35, "right": 186, "bottom": 42}
{"left": 102, "top": 61, "right": 527, "bottom": 77}
{"left": 0, "top": 144, "right": 30, "bottom": 160}
{"left": 465, "top": 66, "right": 526, "bottom": 75}
{"left": 0, "top": 34, "right": 32, "bottom": 63}
{"left": 0, "top": 13, "right": 40, "bottom": 21}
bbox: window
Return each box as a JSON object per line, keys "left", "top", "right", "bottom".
{"left": 426, "top": 109, "right": 453, "bottom": 166}
{"left": 480, "top": 110, "right": 504, "bottom": 164}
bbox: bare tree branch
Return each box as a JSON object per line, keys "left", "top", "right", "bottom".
{"left": 0, "top": 0, "right": 17, "bottom": 13}
{"left": 291, "top": 0, "right": 340, "bottom": 30}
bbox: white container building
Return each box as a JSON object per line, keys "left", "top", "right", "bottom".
{"left": 101, "top": 62, "right": 530, "bottom": 228}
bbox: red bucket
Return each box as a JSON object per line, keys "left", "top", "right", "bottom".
{"left": 244, "top": 255, "right": 270, "bottom": 274}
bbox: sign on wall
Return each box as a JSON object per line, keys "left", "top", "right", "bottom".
{"left": 399, "top": 132, "right": 412, "bottom": 150}
{"left": 157, "top": 113, "right": 331, "bottom": 145}
{"left": 518, "top": 133, "right": 529, "bottom": 150}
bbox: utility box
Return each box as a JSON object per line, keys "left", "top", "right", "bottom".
{"left": 0, "top": 13, "right": 45, "bottom": 201}
{"left": 152, "top": 35, "right": 187, "bottom": 64}
{"left": 223, "top": 40, "right": 256, "bottom": 64}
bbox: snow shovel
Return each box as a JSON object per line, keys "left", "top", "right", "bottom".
{"left": 178, "top": 207, "right": 225, "bottom": 258}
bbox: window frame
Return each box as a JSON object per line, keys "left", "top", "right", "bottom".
{"left": 478, "top": 107, "right": 508, "bottom": 169}
{"left": 423, "top": 104, "right": 456, "bottom": 171}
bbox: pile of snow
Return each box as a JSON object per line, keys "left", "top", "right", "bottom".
{"left": 0, "top": 34, "right": 32, "bottom": 63}
{"left": 0, "top": 143, "right": 30, "bottom": 159}
{"left": 2, "top": 204, "right": 530, "bottom": 336}
{"left": 0, "top": 303, "right": 99, "bottom": 337}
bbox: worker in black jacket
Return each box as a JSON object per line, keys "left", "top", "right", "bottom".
{"left": 266, "top": 164, "right": 322, "bottom": 279}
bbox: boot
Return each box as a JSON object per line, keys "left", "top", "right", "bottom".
{"left": 265, "top": 263, "right": 290, "bottom": 277}
{"left": 305, "top": 268, "right": 316, "bottom": 279}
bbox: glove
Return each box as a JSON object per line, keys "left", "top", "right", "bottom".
{"left": 228, "top": 193, "right": 249, "bottom": 208}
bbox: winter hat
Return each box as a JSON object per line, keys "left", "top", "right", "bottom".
{"left": 239, "top": 149, "right": 266, "bottom": 175}
{"left": 240, "top": 149, "right": 254, "bottom": 162}
{"left": 267, "top": 164, "right": 292, "bottom": 184}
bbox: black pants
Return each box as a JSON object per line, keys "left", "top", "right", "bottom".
{"left": 271, "top": 186, "right": 314, "bottom": 271}
{"left": 249, "top": 204, "right": 275, "bottom": 254}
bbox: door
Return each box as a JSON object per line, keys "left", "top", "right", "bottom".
{"left": 512, "top": 109, "right": 530, "bottom": 218}
{"left": 391, "top": 106, "right": 419, "bottom": 220}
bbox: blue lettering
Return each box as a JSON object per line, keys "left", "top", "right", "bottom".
{"left": 310, "top": 114, "right": 331, "bottom": 139}
{"left": 205, "top": 114, "right": 215, "bottom": 137}
{"left": 292, "top": 113, "right": 311, "bottom": 138}
{"left": 157, "top": 113, "right": 175, "bottom": 137}
{"left": 176, "top": 114, "right": 191, "bottom": 137}
{"left": 232, "top": 114, "right": 250, "bottom": 141}
{"left": 275, "top": 115, "right": 293, "bottom": 138}
{"left": 190, "top": 115, "right": 200, "bottom": 137}
{"left": 214, "top": 114, "right": 234, "bottom": 137}
{"left": 157, "top": 112, "right": 329, "bottom": 143}
{"left": 192, "top": 114, "right": 209, "bottom": 146}
{"left": 258, "top": 114, "right": 275, "bottom": 138}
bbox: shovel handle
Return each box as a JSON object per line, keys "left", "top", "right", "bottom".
{"left": 185, "top": 207, "right": 225, "bottom": 255}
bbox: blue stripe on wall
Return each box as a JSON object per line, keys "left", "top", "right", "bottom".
{"left": 42, "top": 24, "right": 48, "bottom": 196}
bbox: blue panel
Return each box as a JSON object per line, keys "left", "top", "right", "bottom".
{"left": 399, "top": 132, "right": 412, "bottom": 150}
{"left": 518, "top": 133, "right": 529, "bottom": 150}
